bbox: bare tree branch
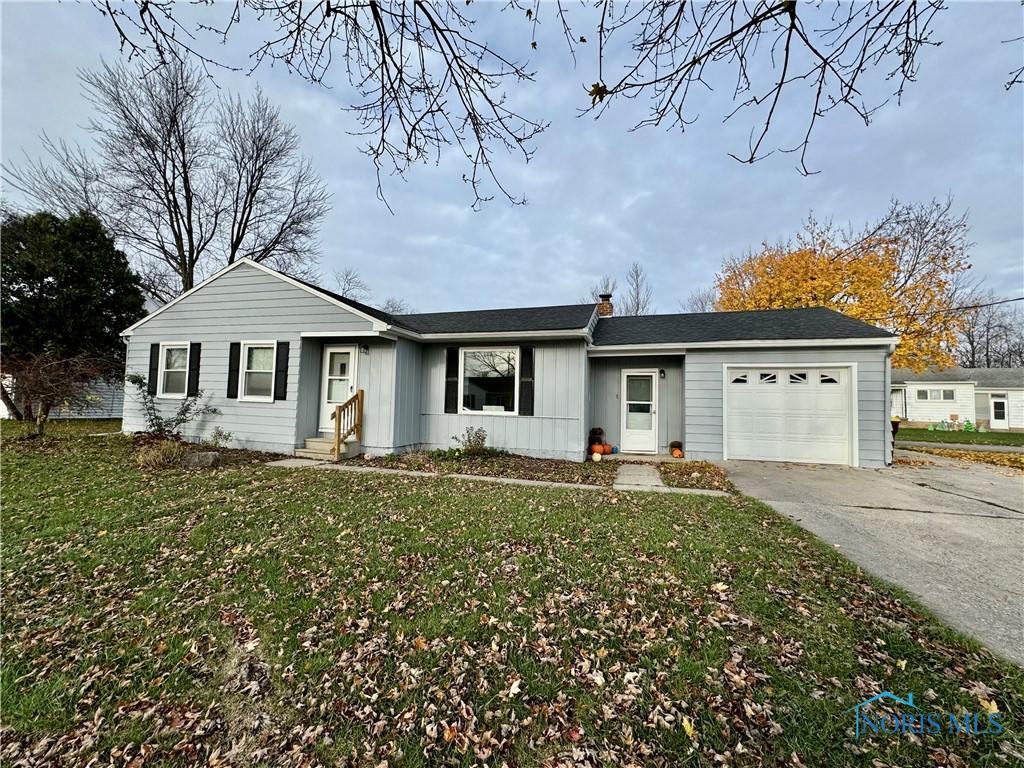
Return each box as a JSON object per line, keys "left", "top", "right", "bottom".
{"left": 3, "top": 58, "right": 328, "bottom": 301}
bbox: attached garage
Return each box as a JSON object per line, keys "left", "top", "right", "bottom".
{"left": 724, "top": 365, "right": 854, "bottom": 465}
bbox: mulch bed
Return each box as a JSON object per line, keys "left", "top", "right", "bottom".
{"left": 344, "top": 450, "right": 621, "bottom": 486}
{"left": 658, "top": 460, "right": 735, "bottom": 492}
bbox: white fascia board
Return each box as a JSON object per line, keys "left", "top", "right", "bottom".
{"left": 121, "top": 258, "right": 390, "bottom": 336}
{"left": 587, "top": 337, "right": 899, "bottom": 355}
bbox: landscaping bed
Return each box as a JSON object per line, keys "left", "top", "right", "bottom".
{"left": 345, "top": 448, "right": 621, "bottom": 486}
{"left": 895, "top": 427, "right": 1024, "bottom": 447}
{"left": 904, "top": 445, "right": 1024, "bottom": 471}
{"left": 3, "top": 425, "right": 1024, "bottom": 767}
{"left": 659, "top": 459, "right": 735, "bottom": 492}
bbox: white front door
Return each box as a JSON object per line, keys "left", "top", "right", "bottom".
{"left": 320, "top": 345, "right": 357, "bottom": 431}
{"left": 990, "top": 395, "right": 1009, "bottom": 430}
{"left": 620, "top": 370, "right": 658, "bottom": 453}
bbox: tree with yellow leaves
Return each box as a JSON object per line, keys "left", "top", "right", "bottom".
{"left": 714, "top": 199, "right": 973, "bottom": 371}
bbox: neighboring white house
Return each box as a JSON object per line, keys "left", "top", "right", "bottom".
{"left": 891, "top": 368, "right": 1024, "bottom": 431}
{"left": 0, "top": 377, "right": 124, "bottom": 420}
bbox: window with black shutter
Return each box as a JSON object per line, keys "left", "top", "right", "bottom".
{"left": 226, "top": 342, "right": 241, "bottom": 399}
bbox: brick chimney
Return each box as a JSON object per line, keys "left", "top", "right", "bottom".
{"left": 596, "top": 292, "right": 614, "bottom": 317}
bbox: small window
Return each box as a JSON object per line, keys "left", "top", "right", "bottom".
{"left": 788, "top": 372, "right": 808, "bottom": 384}
{"left": 929, "top": 389, "right": 943, "bottom": 400}
{"left": 916, "top": 389, "right": 929, "bottom": 400}
{"left": 730, "top": 373, "right": 748, "bottom": 384}
{"left": 759, "top": 372, "right": 777, "bottom": 384}
{"left": 240, "top": 342, "right": 276, "bottom": 402}
{"left": 820, "top": 373, "right": 839, "bottom": 385}
{"left": 461, "top": 348, "right": 517, "bottom": 412}
{"left": 942, "top": 390, "right": 955, "bottom": 401}
{"left": 158, "top": 343, "right": 189, "bottom": 398}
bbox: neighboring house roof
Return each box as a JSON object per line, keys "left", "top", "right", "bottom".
{"left": 591, "top": 307, "right": 894, "bottom": 346}
{"left": 395, "top": 304, "right": 598, "bottom": 335}
{"left": 892, "top": 367, "right": 1024, "bottom": 389}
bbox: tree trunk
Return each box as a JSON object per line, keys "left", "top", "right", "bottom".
{"left": 0, "top": 382, "right": 24, "bottom": 420}
{"left": 35, "top": 401, "right": 51, "bottom": 436}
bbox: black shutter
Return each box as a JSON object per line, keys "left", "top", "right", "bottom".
{"left": 443, "top": 346, "right": 459, "bottom": 414}
{"left": 226, "top": 342, "right": 241, "bottom": 399}
{"left": 519, "top": 346, "right": 535, "bottom": 416}
{"left": 186, "top": 343, "right": 202, "bottom": 397}
{"left": 273, "top": 341, "right": 290, "bottom": 401}
{"left": 147, "top": 344, "right": 160, "bottom": 395}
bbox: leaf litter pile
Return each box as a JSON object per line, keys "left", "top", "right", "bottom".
{"left": 903, "top": 446, "right": 1024, "bottom": 472}
{"left": 345, "top": 451, "right": 620, "bottom": 486}
{"left": 658, "top": 461, "right": 736, "bottom": 493}
{"left": 3, "top": 424, "right": 1023, "bottom": 767}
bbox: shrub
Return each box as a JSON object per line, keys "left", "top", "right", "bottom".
{"left": 135, "top": 440, "right": 186, "bottom": 470}
{"left": 452, "top": 426, "right": 489, "bottom": 456}
{"left": 202, "top": 426, "right": 233, "bottom": 448}
{"left": 126, "top": 374, "right": 220, "bottom": 437}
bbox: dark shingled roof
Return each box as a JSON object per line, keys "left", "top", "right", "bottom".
{"left": 293, "top": 269, "right": 892, "bottom": 343}
{"left": 396, "top": 304, "right": 597, "bottom": 334}
{"left": 892, "top": 367, "right": 1024, "bottom": 389}
{"left": 591, "top": 306, "right": 894, "bottom": 346}
{"left": 294, "top": 272, "right": 595, "bottom": 334}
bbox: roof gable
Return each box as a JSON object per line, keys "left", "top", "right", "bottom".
{"left": 122, "top": 260, "right": 388, "bottom": 336}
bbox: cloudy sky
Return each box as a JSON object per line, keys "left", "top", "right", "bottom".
{"left": 2, "top": 1, "right": 1022, "bottom": 313}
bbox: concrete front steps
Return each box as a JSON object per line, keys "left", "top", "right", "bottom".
{"left": 293, "top": 436, "right": 358, "bottom": 461}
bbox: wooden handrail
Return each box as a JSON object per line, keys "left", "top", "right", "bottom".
{"left": 330, "top": 389, "right": 364, "bottom": 459}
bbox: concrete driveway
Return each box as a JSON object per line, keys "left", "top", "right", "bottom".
{"left": 724, "top": 452, "right": 1024, "bottom": 665}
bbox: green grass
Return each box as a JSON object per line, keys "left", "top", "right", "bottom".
{"left": 896, "top": 427, "right": 1024, "bottom": 446}
{"left": 2, "top": 420, "right": 1022, "bottom": 766}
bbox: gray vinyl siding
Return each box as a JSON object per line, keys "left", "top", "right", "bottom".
{"left": 588, "top": 356, "right": 685, "bottom": 453}
{"left": 357, "top": 341, "right": 397, "bottom": 454}
{"left": 684, "top": 346, "right": 890, "bottom": 468}
{"left": 418, "top": 341, "right": 587, "bottom": 460}
{"left": 122, "top": 262, "right": 376, "bottom": 453}
{"left": 393, "top": 339, "right": 422, "bottom": 451}
{"left": 884, "top": 352, "right": 893, "bottom": 464}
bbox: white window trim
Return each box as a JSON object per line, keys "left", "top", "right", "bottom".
{"left": 458, "top": 346, "right": 520, "bottom": 415}
{"left": 238, "top": 340, "right": 277, "bottom": 403}
{"left": 156, "top": 341, "right": 190, "bottom": 400}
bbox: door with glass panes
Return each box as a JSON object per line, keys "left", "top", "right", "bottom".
{"left": 620, "top": 369, "right": 658, "bottom": 453}
{"left": 319, "top": 345, "right": 357, "bottom": 431}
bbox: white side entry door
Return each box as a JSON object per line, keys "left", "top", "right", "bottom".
{"left": 319, "top": 345, "right": 357, "bottom": 432}
{"left": 620, "top": 369, "right": 658, "bottom": 453}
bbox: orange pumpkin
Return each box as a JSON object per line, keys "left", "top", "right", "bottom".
{"left": 671, "top": 448, "right": 683, "bottom": 458}
{"left": 603, "top": 443, "right": 613, "bottom": 455}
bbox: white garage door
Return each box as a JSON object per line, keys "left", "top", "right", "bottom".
{"left": 725, "top": 367, "right": 852, "bottom": 465}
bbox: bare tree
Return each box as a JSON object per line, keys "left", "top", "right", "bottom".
{"left": 620, "top": 262, "right": 654, "bottom": 316}
{"left": 380, "top": 296, "right": 412, "bottom": 314}
{"left": 80, "top": 1, "right": 1019, "bottom": 204}
{"left": 680, "top": 286, "right": 718, "bottom": 313}
{"left": 4, "top": 59, "right": 328, "bottom": 302}
{"left": 332, "top": 267, "right": 371, "bottom": 300}
{"left": 956, "top": 289, "right": 1024, "bottom": 369}
{"left": 581, "top": 275, "right": 618, "bottom": 304}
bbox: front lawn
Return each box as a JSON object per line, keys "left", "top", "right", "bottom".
{"left": 3, "top": 425, "right": 1023, "bottom": 766}
{"left": 896, "top": 427, "right": 1024, "bottom": 447}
